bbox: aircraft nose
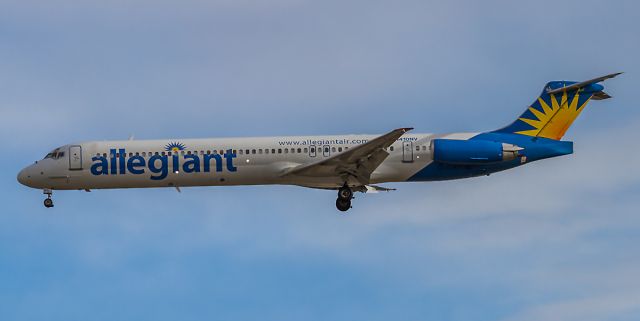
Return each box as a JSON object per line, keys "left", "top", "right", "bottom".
{"left": 17, "top": 167, "right": 31, "bottom": 186}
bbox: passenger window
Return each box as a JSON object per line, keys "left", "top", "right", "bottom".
{"left": 304, "top": 148, "right": 308, "bottom": 153}
{"left": 390, "top": 146, "right": 394, "bottom": 151}
{"left": 324, "top": 147, "right": 329, "bottom": 153}
{"left": 331, "top": 147, "right": 336, "bottom": 152}
{"left": 416, "top": 146, "right": 420, "bottom": 151}
{"left": 278, "top": 149, "right": 282, "bottom": 154}
{"left": 297, "top": 148, "right": 302, "bottom": 153}
{"left": 272, "top": 149, "right": 276, "bottom": 154}
{"left": 265, "top": 149, "right": 269, "bottom": 154}
{"left": 252, "top": 149, "right": 256, "bottom": 154}
{"left": 422, "top": 146, "right": 427, "bottom": 151}
{"left": 310, "top": 147, "right": 315, "bottom": 153}
{"left": 338, "top": 147, "right": 342, "bottom": 152}
{"left": 284, "top": 148, "right": 289, "bottom": 153}
{"left": 259, "top": 149, "right": 263, "bottom": 154}
{"left": 239, "top": 150, "right": 243, "bottom": 155}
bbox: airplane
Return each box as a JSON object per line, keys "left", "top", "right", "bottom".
{"left": 17, "top": 73, "right": 621, "bottom": 211}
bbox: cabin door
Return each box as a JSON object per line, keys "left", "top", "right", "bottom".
{"left": 69, "top": 145, "right": 83, "bottom": 170}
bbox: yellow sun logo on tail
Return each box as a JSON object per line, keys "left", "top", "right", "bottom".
{"left": 515, "top": 91, "right": 591, "bottom": 140}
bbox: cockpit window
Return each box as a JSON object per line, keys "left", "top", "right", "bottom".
{"left": 43, "top": 148, "right": 65, "bottom": 160}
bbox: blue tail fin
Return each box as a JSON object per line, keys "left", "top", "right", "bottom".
{"left": 493, "top": 73, "right": 620, "bottom": 140}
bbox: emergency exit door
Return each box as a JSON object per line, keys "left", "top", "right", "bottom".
{"left": 309, "top": 145, "right": 317, "bottom": 157}
{"left": 69, "top": 145, "right": 83, "bottom": 170}
{"left": 402, "top": 141, "right": 414, "bottom": 163}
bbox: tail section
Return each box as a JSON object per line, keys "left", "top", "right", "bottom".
{"left": 493, "top": 73, "right": 621, "bottom": 140}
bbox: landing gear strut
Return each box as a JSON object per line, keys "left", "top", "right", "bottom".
{"left": 336, "top": 185, "right": 353, "bottom": 212}
{"left": 43, "top": 189, "right": 54, "bottom": 208}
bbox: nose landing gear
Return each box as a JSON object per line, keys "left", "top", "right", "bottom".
{"left": 43, "top": 189, "right": 54, "bottom": 208}
{"left": 336, "top": 185, "right": 353, "bottom": 212}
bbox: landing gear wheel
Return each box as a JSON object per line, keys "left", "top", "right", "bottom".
{"left": 43, "top": 188, "right": 53, "bottom": 208}
{"left": 336, "top": 198, "right": 351, "bottom": 212}
{"left": 338, "top": 186, "right": 353, "bottom": 200}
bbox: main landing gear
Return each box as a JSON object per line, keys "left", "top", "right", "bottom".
{"left": 336, "top": 185, "right": 353, "bottom": 212}
{"left": 43, "top": 188, "right": 54, "bottom": 208}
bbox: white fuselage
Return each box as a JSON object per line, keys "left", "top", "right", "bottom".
{"left": 17, "top": 132, "right": 477, "bottom": 191}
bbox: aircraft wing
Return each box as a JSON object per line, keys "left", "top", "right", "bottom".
{"left": 281, "top": 127, "right": 413, "bottom": 185}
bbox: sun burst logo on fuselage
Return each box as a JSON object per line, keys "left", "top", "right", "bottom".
{"left": 165, "top": 142, "right": 186, "bottom": 152}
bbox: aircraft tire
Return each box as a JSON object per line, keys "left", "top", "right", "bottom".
{"left": 336, "top": 198, "right": 351, "bottom": 212}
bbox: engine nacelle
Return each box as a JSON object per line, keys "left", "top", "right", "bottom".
{"left": 431, "top": 139, "right": 522, "bottom": 165}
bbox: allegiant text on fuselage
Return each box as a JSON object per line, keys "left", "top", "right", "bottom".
{"left": 90, "top": 149, "right": 237, "bottom": 180}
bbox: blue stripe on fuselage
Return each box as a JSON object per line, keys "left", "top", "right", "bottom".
{"left": 407, "top": 133, "right": 573, "bottom": 182}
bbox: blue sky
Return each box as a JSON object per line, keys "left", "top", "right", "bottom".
{"left": 2, "top": 1, "right": 639, "bottom": 320}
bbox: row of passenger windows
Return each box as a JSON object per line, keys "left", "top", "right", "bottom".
{"left": 96, "top": 146, "right": 354, "bottom": 158}
{"left": 237, "top": 146, "right": 353, "bottom": 155}
{"left": 95, "top": 145, "right": 434, "bottom": 158}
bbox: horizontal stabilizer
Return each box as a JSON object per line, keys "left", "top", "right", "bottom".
{"left": 546, "top": 72, "right": 622, "bottom": 94}
{"left": 592, "top": 91, "right": 612, "bottom": 100}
